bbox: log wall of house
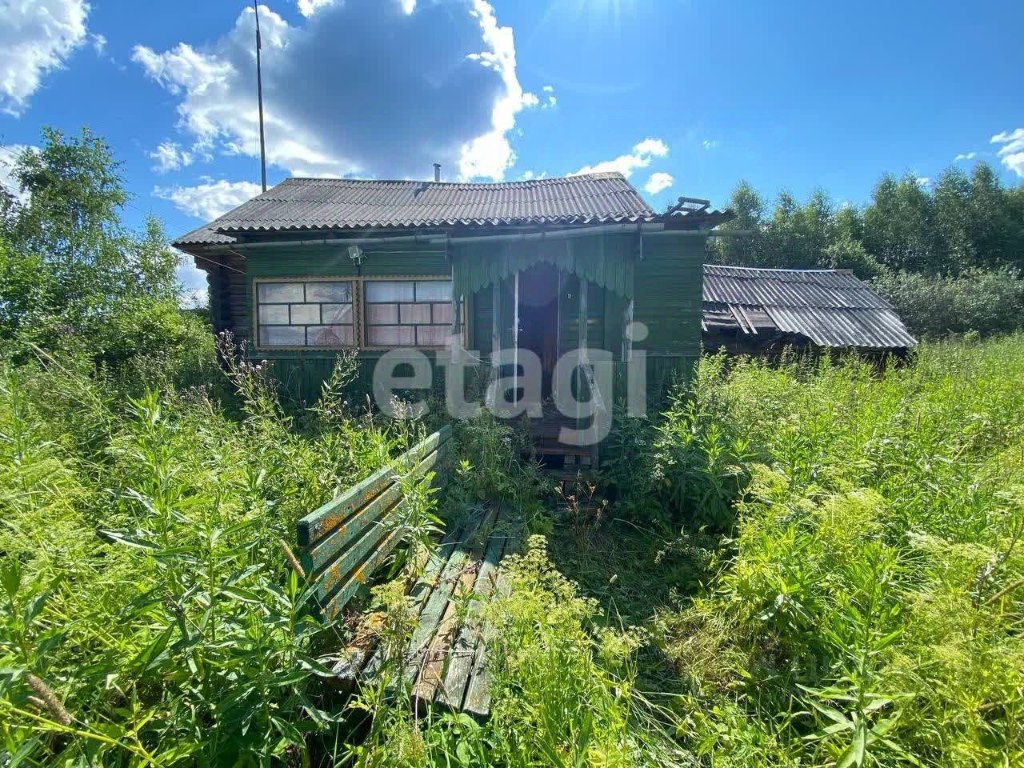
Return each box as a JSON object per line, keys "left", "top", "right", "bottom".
{"left": 198, "top": 252, "right": 249, "bottom": 343}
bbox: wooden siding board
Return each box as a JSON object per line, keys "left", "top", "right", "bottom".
{"left": 202, "top": 234, "right": 707, "bottom": 405}
{"left": 633, "top": 235, "right": 704, "bottom": 357}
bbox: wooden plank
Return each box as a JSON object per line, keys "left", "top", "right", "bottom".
{"left": 407, "top": 517, "right": 470, "bottom": 612}
{"left": 315, "top": 499, "right": 399, "bottom": 601}
{"left": 335, "top": 518, "right": 468, "bottom": 682}
{"left": 303, "top": 480, "right": 403, "bottom": 577}
{"left": 301, "top": 445, "right": 447, "bottom": 577}
{"left": 462, "top": 523, "right": 525, "bottom": 718}
{"left": 323, "top": 519, "right": 405, "bottom": 619}
{"left": 413, "top": 554, "right": 482, "bottom": 705}
{"left": 297, "top": 426, "right": 450, "bottom": 547}
{"left": 402, "top": 508, "right": 495, "bottom": 687}
{"left": 436, "top": 513, "right": 509, "bottom": 710}
{"left": 356, "top": 521, "right": 476, "bottom": 683}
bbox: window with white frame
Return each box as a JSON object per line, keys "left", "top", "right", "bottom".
{"left": 256, "top": 280, "right": 355, "bottom": 348}
{"left": 364, "top": 279, "right": 453, "bottom": 347}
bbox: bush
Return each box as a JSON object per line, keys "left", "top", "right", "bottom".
{"left": 873, "top": 267, "right": 1024, "bottom": 339}
{"left": 349, "top": 535, "right": 672, "bottom": 768}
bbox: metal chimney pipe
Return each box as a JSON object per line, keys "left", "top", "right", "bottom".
{"left": 433, "top": 163, "right": 441, "bottom": 182}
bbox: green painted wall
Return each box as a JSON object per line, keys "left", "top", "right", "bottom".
{"left": 631, "top": 234, "right": 706, "bottom": 401}
{"left": 221, "top": 232, "right": 706, "bottom": 407}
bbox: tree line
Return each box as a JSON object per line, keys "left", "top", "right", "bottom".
{"left": 707, "top": 164, "right": 1024, "bottom": 338}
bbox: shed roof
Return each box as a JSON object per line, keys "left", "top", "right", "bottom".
{"left": 702, "top": 265, "right": 917, "bottom": 349}
{"left": 174, "top": 172, "right": 668, "bottom": 247}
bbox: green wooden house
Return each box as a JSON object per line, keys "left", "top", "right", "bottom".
{"left": 174, "top": 172, "right": 729, "bottom": 463}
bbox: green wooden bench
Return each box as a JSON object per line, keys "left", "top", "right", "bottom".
{"left": 295, "top": 426, "right": 524, "bottom": 717}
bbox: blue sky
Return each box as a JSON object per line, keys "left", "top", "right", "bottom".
{"left": 1, "top": 0, "right": 1022, "bottom": 296}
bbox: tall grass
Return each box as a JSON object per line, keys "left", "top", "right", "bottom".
{"left": 655, "top": 336, "right": 1024, "bottom": 765}
{"left": 4, "top": 331, "right": 1023, "bottom": 766}
{"left": 0, "top": 344, "right": 406, "bottom": 765}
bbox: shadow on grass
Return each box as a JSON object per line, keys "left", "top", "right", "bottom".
{"left": 547, "top": 516, "right": 719, "bottom": 625}
{"left": 546, "top": 512, "right": 725, "bottom": 693}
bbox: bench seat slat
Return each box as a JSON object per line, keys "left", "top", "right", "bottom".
{"left": 402, "top": 509, "right": 496, "bottom": 687}
{"left": 413, "top": 554, "right": 483, "bottom": 704}
{"left": 298, "top": 426, "right": 449, "bottom": 547}
{"left": 436, "top": 517, "right": 509, "bottom": 710}
{"left": 335, "top": 518, "right": 469, "bottom": 682}
{"left": 301, "top": 445, "right": 446, "bottom": 578}
{"left": 323, "top": 519, "right": 405, "bottom": 620}
{"left": 462, "top": 524, "right": 524, "bottom": 717}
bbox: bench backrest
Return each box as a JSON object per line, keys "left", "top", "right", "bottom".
{"left": 296, "top": 425, "right": 451, "bottom": 619}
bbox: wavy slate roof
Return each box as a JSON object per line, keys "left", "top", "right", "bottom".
{"left": 703, "top": 265, "right": 917, "bottom": 349}
{"left": 175, "top": 172, "right": 657, "bottom": 246}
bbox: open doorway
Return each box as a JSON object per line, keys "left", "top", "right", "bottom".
{"left": 517, "top": 262, "right": 560, "bottom": 402}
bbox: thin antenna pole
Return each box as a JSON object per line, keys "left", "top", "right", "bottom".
{"left": 254, "top": 1, "right": 268, "bottom": 193}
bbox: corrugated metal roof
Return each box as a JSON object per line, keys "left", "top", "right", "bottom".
{"left": 703, "top": 265, "right": 917, "bottom": 349}
{"left": 175, "top": 172, "right": 657, "bottom": 246}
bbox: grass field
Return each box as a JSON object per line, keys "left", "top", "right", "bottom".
{"left": 2, "top": 336, "right": 1023, "bottom": 766}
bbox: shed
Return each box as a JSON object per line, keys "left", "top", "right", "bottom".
{"left": 702, "top": 265, "right": 917, "bottom": 355}
{"left": 174, "top": 173, "right": 730, "bottom": 462}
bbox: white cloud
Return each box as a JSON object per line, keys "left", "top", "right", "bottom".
{"left": 179, "top": 288, "right": 208, "bottom": 309}
{"left": 154, "top": 179, "right": 263, "bottom": 221}
{"left": 457, "top": 0, "right": 538, "bottom": 179}
{"left": 701, "top": 139, "right": 719, "bottom": 150}
{"left": 135, "top": 0, "right": 540, "bottom": 183}
{"left": 0, "top": 144, "right": 36, "bottom": 203}
{"left": 991, "top": 129, "right": 1024, "bottom": 177}
{"left": 297, "top": 0, "right": 334, "bottom": 16}
{"left": 570, "top": 138, "right": 668, "bottom": 178}
{"left": 643, "top": 171, "right": 674, "bottom": 195}
{"left": 916, "top": 176, "right": 931, "bottom": 187}
{"left": 149, "top": 141, "right": 194, "bottom": 173}
{"left": 0, "top": 0, "right": 91, "bottom": 115}
{"left": 954, "top": 151, "right": 976, "bottom": 162}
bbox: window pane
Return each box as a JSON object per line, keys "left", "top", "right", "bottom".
{"left": 366, "top": 281, "right": 414, "bottom": 302}
{"left": 322, "top": 303, "right": 353, "bottom": 324}
{"left": 431, "top": 302, "right": 453, "bottom": 324}
{"left": 417, "top": 325, "right": 450, "bottom": 347}
{"left": 261, "top": 326, "right": 305, "bottom": 347}
{"left": 366, "top": 303, "right": 398, "bottom": 324}
{"left": 399, "top": 303, "right": 431, "bottom": 324}
{"left": 305, "top": 281, "right": 352, "bottom": 303}
{"left": 258, "top": 304, "right": 289, "bottom": 324}
{"left": 258, "top": 282, "right": 304, "bottom": 303}
{"left": 415, "top": 280, "right": 451, "bottom": 301}
{"left": 307, "top": 325, "right": 354, "bottom": 347}
{"left": 290, "top": 303, "right": 321, "bottom": 324}
{"left": 367, "top": 326, "right": 415, "bottom": 346}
